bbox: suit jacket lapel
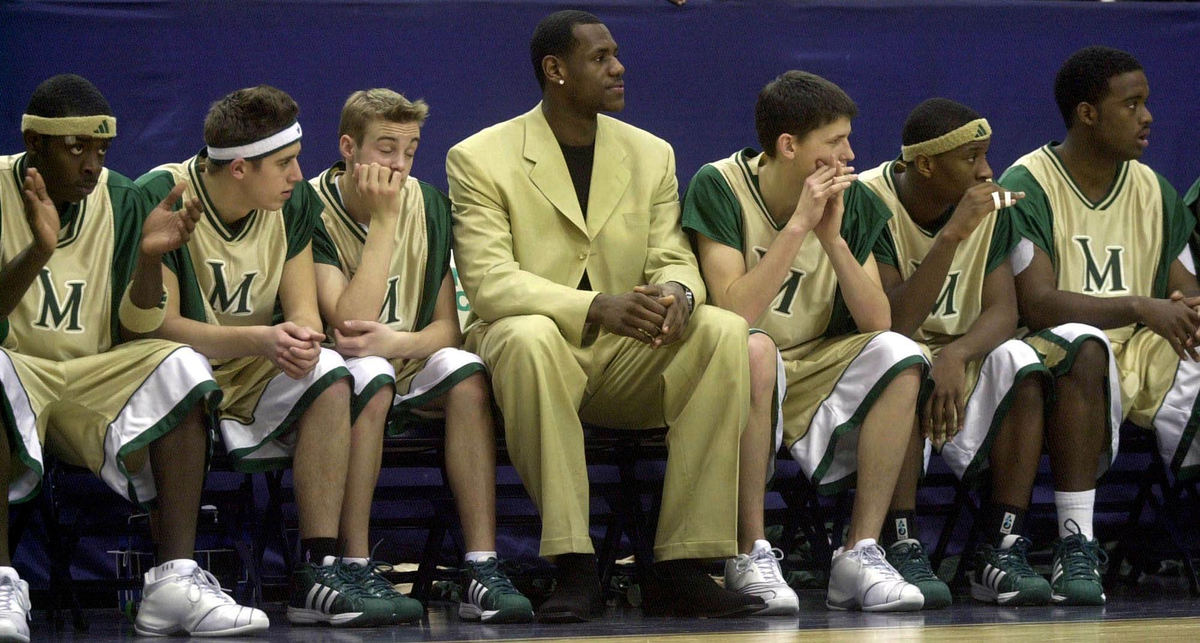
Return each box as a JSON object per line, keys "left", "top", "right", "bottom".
{"left": 524, "top": 106, "right": 587, "bottom": 235}
{"left": 586, "top": 115, "right": 630, "bottom": 237}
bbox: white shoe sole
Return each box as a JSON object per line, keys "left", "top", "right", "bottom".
{"left": 0, "top": 627, "right": 29, "bottom": 643}
{"left": 827, "top": 595, "right": 924, "bottom": 612}
{"left": 754, "top": 596, "right": 800, "bottom": 616}
{"left": 287, "top": 606, "right": 366, "bottom": 626}
{"left": 970, "top": 581, "right": 1011, "bottom": 605}
{"left": 457, "top": 603, "right": 493, "bottom": 621}
{"left": 135, "top": 620, "right": 269, "bottom": 638}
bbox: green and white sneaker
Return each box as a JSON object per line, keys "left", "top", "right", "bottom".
{"left": 886, "top": 539, "right": 952, "bottom": 609}
{"left": 970, "top": 535, "right": 1052, "bottom": 606}
{"left": 458, "top": 558, "right": 533, "bottom": 623}
{"left": 343, "top": 560, "right": 425, "bottom": 623}
{"left": 287, "top": 557, "right": 397, "bottom": 627}
{"left": 1051, "top": 523, "right": 1107, "bottom": 606}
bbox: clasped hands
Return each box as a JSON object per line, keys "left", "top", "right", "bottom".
{"left": 587, "top": 282, "right": 691, "bottom": 347}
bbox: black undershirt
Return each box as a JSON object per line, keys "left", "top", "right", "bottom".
{"left": 560, "top": 142, "right": 595, "bottom": 290}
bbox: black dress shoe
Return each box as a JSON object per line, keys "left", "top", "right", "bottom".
{"left": 642, "top": 559, "right": 765, "bottom": 618}
{"left": 536, "top": 553, "right": 603, "bottom": 623}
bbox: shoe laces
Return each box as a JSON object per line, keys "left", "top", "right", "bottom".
{"left": 992, "top": 537, "right": 1039, "bottom": 578}
{"left": 888, "top": 541, "right": 938, "bottom": 582}
{"left": 0, "top": 577, "right": 28, "bottom": 614}
{"left": 468, "top": 558, "right": 519, "bottom": 595}
{"left": 858, "top": 543, "right": 906, "bottom": 581}
{"left": 1056, "top": 523, "right": 1108, "bottom": 581}
{"left": 346, "top": 560, "right": 404, "bottom": 598}
{"left": 327, "top": 562, "right": 375, "bottom": 600}
{"left": 183, "top": 567, "right": 235, "bottom": 604}
{"left": 738, "top": 548, "right": 786, "bottom": 584}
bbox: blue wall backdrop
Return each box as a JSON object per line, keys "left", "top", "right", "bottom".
{"left": 2, "top": 0, "right": 1199, "bottom": 195}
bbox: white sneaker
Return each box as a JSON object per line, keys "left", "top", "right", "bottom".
{"left": 0, "top": 567, "right": 30, "bottom": 643}
{"left": 826, "top": 539, "right": 924, "bottom": 612}
{"left": 723, "top": 546, "right": 799, "bottom": 615}
{"left": 134, "top": 559, "right": 269, "bottom": 637}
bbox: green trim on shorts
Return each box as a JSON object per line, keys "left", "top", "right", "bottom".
{"left": 225, "top": 365, "right": 352, "bottom": 471}
{"left": 118, "top": 381, "right": 223, "bottom": 509}
{"left": 1170, "top": 386, "right": 1200, "bottom": 481}
{"left": 385, "top": 362, "right": 486, "bottom": 436}
{"left": 811, "top": 353, "right": 929, "bottom": 495}
{"left": 1024, "top": 328, "right": 1115, "bottom": 452}
{"left": 350, "top": 373, "right": 396, "bottom": 424}
{"left": 0, "top": 381, "right": 43, "bottom": 505}
{"left": 958, "top": 361, "right": 1050, "bottom": 486}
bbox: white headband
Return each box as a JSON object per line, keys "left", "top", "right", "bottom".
{"left": 206, "top": 121, "right": 302, "bottom": 161}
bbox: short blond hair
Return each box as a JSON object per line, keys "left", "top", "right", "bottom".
{"left": 338, "top": 89, "right": 428, "bottom": 144}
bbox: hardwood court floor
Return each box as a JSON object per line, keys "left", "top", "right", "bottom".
{"left": 26, "top": 576, "right": 1200, "bottom": 642}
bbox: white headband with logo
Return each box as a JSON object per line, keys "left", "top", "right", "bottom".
{"left": 207, "top": 121, "right": 302, "bottom": 161}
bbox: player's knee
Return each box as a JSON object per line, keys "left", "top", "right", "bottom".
{"left": 1068, "top": 338, "right": 1108, "bottom": 385}
{"left": 890, "top": 362, "right": 924, "bottom": 403}
{"left": 320, "top": 376, "right": 352, "bottom": 408}
{"left": 449, "top": 371, "right": 491, "bottom": 409}
{"left": 747, "top": 333, "right": 778, "bottom": 400}
{"left": 359, "top": 383, "right": 395, "bottom": 423}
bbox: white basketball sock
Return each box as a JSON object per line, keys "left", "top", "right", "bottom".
{"left": 465, "top": 550, "right": 497, "bottom": 564}
{"left": 1054, "top": 489, "right": 1096, "bottom": 539}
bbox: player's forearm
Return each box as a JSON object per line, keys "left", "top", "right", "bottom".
{"left": 156, "top": 317, "right": 267, "bottom": 360}
{"left": 825, "top": 238, "right": 890, "bottom": 332}
{"left": 886, "top": 235, "right": 961, "bottom": 336}
{"left": 0, "top": 243, "right": 52, "bottom": 319}
{"left": 329, "top": 231, "right": 397, "bottom": 327}
{"left": 942, "top": 305, "right": 1018, "bottom": 366}
{"left": 1020, "top": 289, "right": 1145, "bottom": 331}
{"left": 129, "top": 251, "right": 166, "bottom": 310}
{"left": 391, "top": 319, "right": 460, "bottom": 361}
{"left": 716, "top": 225, "right": 810, "bottom": 324}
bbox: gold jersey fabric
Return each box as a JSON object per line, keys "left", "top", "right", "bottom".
{"left": 0, "top": 154, "right": 147, "bottom": 360}
{"left": 682, "top": 148, "right": 893, "bottom": 359}
{"left": 1002, "top": 143, "right": 1193, "bottom": 345}
{"left": 137, "top": 154, "right": 317, "bottom": 331}
{"left": 309, "top": 162, "right": 451, "bottom": 334}
{"left": 862, "top": 160, "right": 1014, "bottom": 350}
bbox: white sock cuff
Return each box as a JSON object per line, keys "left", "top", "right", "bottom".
{"left": 342, "top": 557, "right": 369, "bottom": 567}
{"left": 751, "top": 539, "right": 773, "bottom": 555}
{"left": 1054, "top": 489, "right": 1096, "bottom": 539}
{"left": 465, "top": 551, "right": 498, "bottom": 564}
{"left": 851, "top": 538, "right": 878, "bottom": 551}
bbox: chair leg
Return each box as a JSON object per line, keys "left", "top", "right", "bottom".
{"left": 1154, "top": 463, "right": 1200, "bottom": 596}
{"left": 412, "top": 523, "right": 446, "bottom": 604}
{"left": 1106, "top": 470, "right": 1153, "bottom": 586}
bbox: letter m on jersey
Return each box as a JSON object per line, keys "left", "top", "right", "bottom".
{"left": 34, "top": 268, "right": 85, "bottom": 332}
{"left": 206, "top": 260, "right": 258, "bottom": 315}
{"left": 753, "top": 247, "right": 805, "bottom": 315}
{"left": 1073, "top": 236, "right": 1127, "bottom": 294}
{"left": 379, "top": 276, "right": 404, "bottom": 325}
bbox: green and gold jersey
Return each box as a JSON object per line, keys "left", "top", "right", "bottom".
{"left": 136, "top": 154, "right": 317, "bottom": 328}
{"left": 863, "top": 160, "right": 1015, "bottom": 349}
{"left": 682, "top": 148, "right": 891, "bottom": 358}
{"left": 309, "top": 162, "right": 451, "bottom": 334}
{"left": 1001, "top": 144, "right": 1193, "bottom": 343}
{"left": 0, "top": 154, "right": 146, "bottom": 360}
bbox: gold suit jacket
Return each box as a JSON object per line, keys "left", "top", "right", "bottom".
{"left": 446, "top": 104, "right": 705, "bottom": 345}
